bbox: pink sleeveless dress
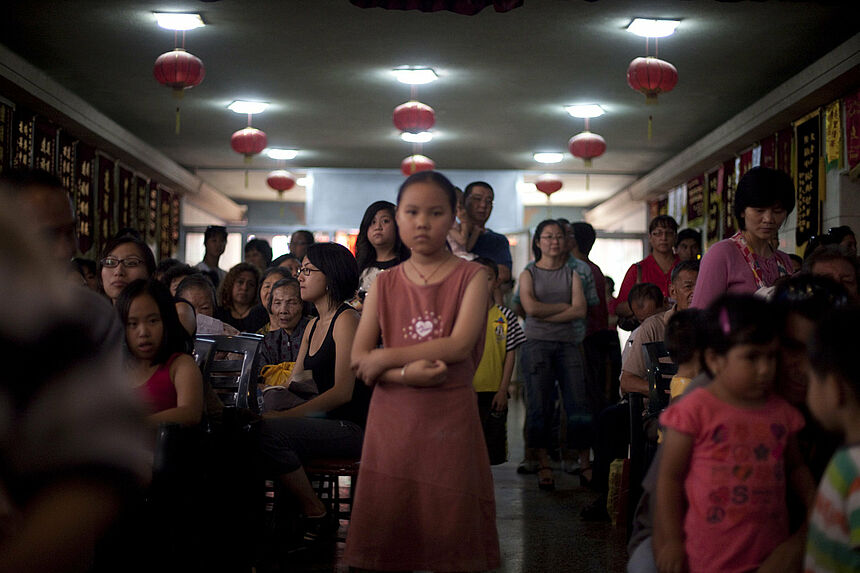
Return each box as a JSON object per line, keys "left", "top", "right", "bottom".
{"left": 344, "top": 260, "right": 501, "bottom": 571}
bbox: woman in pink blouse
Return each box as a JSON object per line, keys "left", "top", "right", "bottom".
{"left": 692, "top": 167, "right": 795, "bottom": 309}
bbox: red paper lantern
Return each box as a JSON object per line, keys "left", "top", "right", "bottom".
{"left": 393, "top": 101, "right": 436, "bottom": 133}
{"left": 401, "top": 154, "right": 435, "bottom": 176}
{"left": 267, "top": 170, "right": 296, "bottom": 197}
{"left": 627, "top": 56, "right": 678, "bottom": 104}
{"left": 231, "top": 127, "right": 268, "bottom": 162}
{"left": 153, "top": 48, "right": 205, "bottom": 95}
{"left": 535, "top": 175, "right": 563, "bottom": 197}
{"left": 568, "top": 131, "right": 607, "bottom": 168}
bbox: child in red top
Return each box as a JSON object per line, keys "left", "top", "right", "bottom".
{"left": 655, "top": 295, "right": 815, "bottom": 573}
{"left": 118, "top": 279, "right": 203, "bottom": 427}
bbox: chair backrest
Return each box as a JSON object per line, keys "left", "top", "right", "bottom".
{"left": 196, "top": 333, "right": 264, "bottom": 412}
{"left": 193, "top": 337, "right": 215, "bottom": 368}
{"left": 642, "top": 340, "right": 678, "bottom": 414}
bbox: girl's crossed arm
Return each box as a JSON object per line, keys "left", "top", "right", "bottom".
{"left": 655, "top": 427, "right": 693, "bottom": 573}
{"left": 351, "top": 270, "right": 488, "bottom": 386}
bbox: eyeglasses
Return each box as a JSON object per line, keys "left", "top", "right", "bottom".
{"left": 295, "top": 266, "right": 322, "bottom": 277}
{"left": 539, "top": 234, "right": 565, "bottom": 242}
{"left": 101, "top": 256, "right": 144, "bottom": 269}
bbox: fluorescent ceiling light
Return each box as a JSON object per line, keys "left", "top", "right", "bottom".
{"left": 533, "top": 152, "right": 564, "bottom": 164}
{"left": 228, "top": 100, "right": 270, "bottom": 115}
{"left": 266, "top": 148, "right": 298, "bottom": 160}
{"left": 296, "top": 177, "right": 310, "bottom": 187}
{"left": 154, "top": 13, "right": 205, "bottom": 31}
{"left": 401, "top": 131, "right": 433, "bottom": 143}
{"left": 393, "top": 68, "right": 438, "bottom": 85}
{"left": 627, "top": 18, "right": 680, "bottom": 38}
{"left": 565, "top": 104, "right": 605, "bottom": 118}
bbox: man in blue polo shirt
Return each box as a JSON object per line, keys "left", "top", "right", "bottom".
{"left": 463, "top": 181, "right": 513, "bottom": 296}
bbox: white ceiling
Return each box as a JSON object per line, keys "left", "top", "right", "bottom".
{"left": 1, "top": 1, "right": 856, "bottom": 208}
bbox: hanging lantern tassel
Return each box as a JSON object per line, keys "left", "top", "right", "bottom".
{"left": 173, "top": 89, "right": 185, "bottom": 134}
{"left": 648, "top": 115, "right": 653, "bottom": 141}
{"left": 586, "top": 173, "right": 590, "bottom": 191}
{"left": 244, "top": 169, "right": 249, "bottom": 188}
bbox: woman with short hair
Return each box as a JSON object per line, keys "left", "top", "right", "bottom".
{"left": 692, "top": 166, "right": 796, "bottom": 308}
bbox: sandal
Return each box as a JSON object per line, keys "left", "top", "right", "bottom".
{"left": 537, "top": 466, "right": 555, "bottom": 491}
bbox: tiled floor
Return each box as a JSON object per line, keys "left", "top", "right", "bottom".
{"left": 284, "top": 394, "right": 629, "bottom": 572}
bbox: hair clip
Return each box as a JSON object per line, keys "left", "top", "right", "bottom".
{"left": 719, "top": 307, "right": 731, "bottom": 335}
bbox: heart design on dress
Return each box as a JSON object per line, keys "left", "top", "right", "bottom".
{"left": 414, "top": 320, "right": 433, "bottom": 338}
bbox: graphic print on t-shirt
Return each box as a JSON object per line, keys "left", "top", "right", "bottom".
{"left": 402, "top": 310, "right": 444, "bottom": 341}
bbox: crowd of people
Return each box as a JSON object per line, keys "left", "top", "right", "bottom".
{"left": 2, "top": 164, "right": 860, "bottom": 572}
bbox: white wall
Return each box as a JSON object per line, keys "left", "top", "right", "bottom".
{"left": 307, "top": 169, "right": 523, "bottom": 232}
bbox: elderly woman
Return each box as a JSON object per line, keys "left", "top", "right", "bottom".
{"left": 258, "top": 266, "right": 295, "bottom": 334}
{"left": 215, "top": 263, "right": 268, "bottom": 332}
{"left": 260, "top": 278, "right": 309, "bottom": 367}
{"left": 692, "top": 166, "right": 795, "bottom": 308}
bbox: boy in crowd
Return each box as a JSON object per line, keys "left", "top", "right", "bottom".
{"left": 472, "top": 257, "right": 526, "bottom": 464}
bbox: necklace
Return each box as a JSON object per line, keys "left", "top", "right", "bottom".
{"left": 409, "top": 256, "right": 451, "bottom": 285}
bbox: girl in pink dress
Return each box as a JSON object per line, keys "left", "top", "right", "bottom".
{"left": 655, "top": 295, "right": 815, "bottom": 573}
{"left": 347, "top": 171, "right": 501, "bottom": 571}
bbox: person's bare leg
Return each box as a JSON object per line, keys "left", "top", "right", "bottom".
{"left": 279, "top": 467, "right": 325, "bottom": 516}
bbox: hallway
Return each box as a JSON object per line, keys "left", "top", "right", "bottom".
{"left": 293, "top": 393, "right": 630, "bottom": 572}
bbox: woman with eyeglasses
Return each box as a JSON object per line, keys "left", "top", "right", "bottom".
{"left": 260, "top": 242, "right": 371, "bottom": 545}
{"left": 98, "top": 236, "right": 156, "bottom": 304}
{"left": 611, "top": 215, "right": 679, "bottom": 323}
{"left": 518, "top": 219, "right": 589, "bottom": 491}
{"left": 692, "top": 167, "right": 796, "bottom": 309}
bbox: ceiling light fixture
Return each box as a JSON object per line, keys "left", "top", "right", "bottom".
{"left": 626, "top": 18, "right": 680, "bottom": 38}
{"left": 533, "top": 152, "right": 564, "bottom": 164}
{"left": 565, "top": 104, "right": 605, "bottom": 119}
{"left": 400, "top": 131, "right": 433, "bottom": 143}
{"left": 296, "top": 177, "right": 310, "bottom": 187}
{"left": 266, "top": 148, "right": 298, "bottom": 160}
{"left": 228, "top": 100, "right": 270, "bottom": 115}
{"left": 393, "top": 67, "right": 438, "bottom": 85}
{"left": 154, "top": 13, "right": 205, "bottom": 31}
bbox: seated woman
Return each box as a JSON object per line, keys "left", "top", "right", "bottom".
{"left": 175, "top": 274, "right": 238, "bottom": 336}
{"left": 98, "top": 236, "right": 156, "bottom": 304}
{"left": 215, "top": 262, "right": 268, "bottom": 332}
{"left": 117, "top": 279, "right": 203, "bottom": 427}
{"left": 261, "top": 277, "right": 310, "bottom": 366}
{"left": 258, "top": 266, "right": 295, "bottom": 334}
{"left": 260, "top": 243, "right": 371, "bottom": 542}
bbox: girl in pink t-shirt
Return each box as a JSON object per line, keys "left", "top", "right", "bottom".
{"left": 655, "top": 295, "right": 815, "bottom": 573}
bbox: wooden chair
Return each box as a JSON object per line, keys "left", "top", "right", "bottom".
{"left": 304, "top": 457, "right": 361, "bottom": 541}
{"left": 195, "top": 333, "right": 264, "bottom": 413}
